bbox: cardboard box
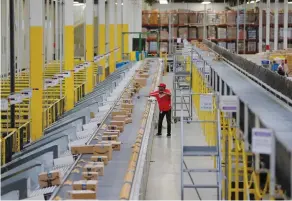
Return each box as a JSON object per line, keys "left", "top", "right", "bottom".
{"left": 135, "top": 78, "right": 147, "bottom": 87}
{"left": 125, "top": 118, "right": 132, "bottom": 124}
{"left": 68, "top": 190, "right": 96, "bottom": 199}
{"left": 108, "top": 124, "right": 124, "bottom": 132}
{"left": 38, "top": 170, "right": 61, "bottom": 188}
{"left": 110, "top": 121, "right": 125, "bottom": 127}
{"left": 121, "top": 108, "right": 132, "bottom": 115}
{"left": 72, "top": 180, "right": 98, "bottom": 191}
{"left": 83, "top": 163, "right": 104, "bottom": 176}
{"left": 102, "top": 135, "right": 118, "bottom": 141}
{"left": 122, "top": 99, "right": 133, "bottom": 104}
{"left": 82, "top": 172, "right": 99, "bottom": 180}
{"left": 71, "top": 145, "right": 94, "bottom": 155}
{"left": 112, "top": 111, "right": 128, "bottom": 116}
{"left": 101, "top": 141, "right": 121, "bottom": 151}
{"left": 91, "top": 155, "right": 109, "bottom": 165}
{"left": 93, "top": 144, "right": 113, "bottom": 160}
{"left": 121, "top": 103, "right": 134, "bottom": 110}
{"left": 112, "top": 115, "right": 127, "bottom": 122}
{"left": 139, "top": 73, "right": 149, "bottom": 78}
{"left": 104, "top": 130, "right": 120, "bottom": 136}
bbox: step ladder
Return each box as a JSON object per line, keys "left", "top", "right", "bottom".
{"left": 180, "top": 91, "right": 223, "bottom": 200}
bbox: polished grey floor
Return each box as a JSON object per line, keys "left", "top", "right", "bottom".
{"left": 145, "top": 73, "right": 218, "bottom": 200}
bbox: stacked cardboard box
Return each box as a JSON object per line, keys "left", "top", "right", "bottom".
{"left": 189, "top": 12, "right": 197, "bottom": 24}
{"left": 188, "top": 28, "right": 197, "bottom": 39}
{"left": 38, "top": 170, "right": 62, "bottom": 188}
{"left": 170, "top": 10, "right": 178, "bottom": 24}
{"left": 207, "top": 26, "right": 216, "bottom": 39}
{"left": 160, "top": 11, "right": 168, "bottom": 25}
{"left": 68, "top": 190, "right": 96, "bottom": 199}
{"left": 142, "top": 11, "right": 149, "bottom": 25}
{"left": 217, "top": 28, "right": 227, "bottom": 39}
{"left": 160, "top": 29, "right": 169, "bottom": 40}
{"left": 149, "top": 9, "right": 159, "bottom": 25}
{"left": 178, "top": 27, "right": 188, "bottom": 39}
{"left": 178, "top": 9, "right": 189, "bottom": 25}
{"left": 227, "top": 27, "right": 237, "bottom": 39}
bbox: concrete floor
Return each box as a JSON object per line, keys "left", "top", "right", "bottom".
{"left": 145, "top": 73, "right": 218, "bottom": 200}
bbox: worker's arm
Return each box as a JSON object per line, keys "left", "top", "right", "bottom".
{"left": 149, "top": 91, "right": 159, "bottom": 97}
{"left": 163, "top": 89, "right": 171, "bottom": 96}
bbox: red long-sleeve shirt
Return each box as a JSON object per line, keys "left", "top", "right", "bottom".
{"left": 149, "top": 89, "right": 172, "bottom": 111}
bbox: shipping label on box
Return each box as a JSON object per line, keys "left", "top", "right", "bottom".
{"left": 101, "top": 141, "right": 121, "bottom": 151}
{"left": 93, "top": 144, "right": 113, "bottom": 160}
{"left": 122, "top": 99, "right": 133, "bottom": 104}
{"left": 83, "top": 163, "right": 104, "bottom": 176}
{"left": 71, "top": 145, "right": 94, "bottom": 155}
{"left": 125, "top": 118, "right": 132, "bottom": 124}
{"left": 68, "top": 190, "right": 96, "bottom": 199}
{"left": 82, "top": 172, "right": 99, "bottom": 180}
{"left": 91, "top": 155, "right": 109, "bottom": 165}
{"left": 72, "top": 180, "right": 98, "bottom": 191}
{"left": 102, "top": 135, "right": 118, "bottom": 141}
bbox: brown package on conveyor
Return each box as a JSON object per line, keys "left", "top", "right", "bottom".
{"left": 91, "top": 155, "right": 109, "bottom": 165}
{"left": 68, "top": 190, "right": 96, "bottom": 199}
{"left": 72, "top": 180, "right": 98, "bottom": 191}
{"left": 82, "top": 172, "right": 99, "bottom": 180}
{"left": 38, "top": 170, "right": 62, "bottom": 188}
{"left": 93, "top": 143, "right": 113, "bottom": 160}
{"left": 71, "top": 145, "right": 94, "bottom": 155}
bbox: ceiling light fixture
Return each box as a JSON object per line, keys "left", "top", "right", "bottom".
{"left": 73, "top": 1, "right": 79, "bottom": 3}
{"left": 115, "top": 2, "right": 117, "bottom": 4}
{"left": 122, "top": 2, "right": 124, "bottom": 5}
{"left": 288, "top": 1, "right": 292, "bottom": 3}
{"left": 201, "top": 0, "right": 211, "bottom": 4}
{"left": 255, "top": 0, "right": 260, "bottom": 2}
{"left": 159, "top": 0, "right": 168, "bottom": 4}
{"left": 250, "top": 0, "right": 255, "bottom": 3}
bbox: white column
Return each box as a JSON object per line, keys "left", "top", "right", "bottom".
{"left": 99, "top": 0, "right": 105, "bottom": 24}
{"left": 128, "top": 0, "right": 133, "bottom": 52}
{"left": 259, "top": 1, "right": 262, "bottom": 53}
{"left": 117, "top": 0, "right": 122, "bottom": 48}
{"left": 137, "top": 0, "right": 142, "bottom": 32}
{"left": 122, "top": 0, "right": 128, "bottom": 26}
{"left": 274, "top": 0, "right": 278, "bottom": 51}
{"left": 284, "top": 0, "right": 288, "bottom": 49}
{"left": 266, "top": 0, "right": 270, "bottom": 52}
{"left": 47, "top": 2, "right": 54, "bottom": 62}
{"left": 24, "top": 0, "right": 30, "bottom": 70}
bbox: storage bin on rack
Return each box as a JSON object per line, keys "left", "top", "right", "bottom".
{"left": 247, "top": 41, "right": 257, "bottom": 52}
{"left": 160, "top": 42, "right": 168, "bottom": 52}
{"left": 178, "top": 27, "right": 188, "bottom": 39}
{"left": 142, "top": 11, "right": 150, "bottom": 25}
{"left": 227, "top": 27, "right": 237, "bottom": 39}
{"left": 160, "top": 29, "right": 169, "bottom": 40}
{"left": 160, "top": 11, "right": 169, "bottom": 25}
{"left": 188, "top": 27, "right": 197, "bottom": 39}
{"left": 189, "top": 11, "right": 198, "bottom": 25}
{"left": 217, "top": 27, "right": 227, "bottom": 39}
{"left": 149, "top": 9, "right": 159, "bottom": 25}
{"left": 218, "top": 42, "right": 227, "bottom": 48}
{"left": 172, "top": 27, "right": 178, "bottom": 39}
{"left": 208, "top": 26, "right": 216, "bottom": 39}
{"left": 197, "top": 27, "right": 204, "bottom": 39}
{"left": 178, "top": 9, "right": 189, "bottom": 25}
{"left": 227, "top": 42, "right": 236, "bottom": 52}
{"left": 226, "top": 11, "right": 236, "bottom": 24}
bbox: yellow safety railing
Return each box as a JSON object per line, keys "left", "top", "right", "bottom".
{"left": 43, "top": 97, "right": 66, "bottom": 129}
{"left": 74, "top": 82, "right": 86, "bottom": 104}
{"left": 191, "top": 61, "right": 278, "bottom": 200}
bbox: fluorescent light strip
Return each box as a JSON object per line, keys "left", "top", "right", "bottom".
{"left": 201, "top": 1, "right": 211, "bottom": 4}
{"left": 288, "top": 1, "right": 292, "bottom": 4}
{"left": 159, "top": 0, "right": 168, "bottom": 4}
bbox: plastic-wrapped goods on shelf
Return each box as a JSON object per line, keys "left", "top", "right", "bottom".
{"left": 227, "top": 27, "right": 237, "bottom": 39}
{"left": 238, "top": 11, "right": 245, "bottom": 24}
{"left": 172, "top": 27, "right": 178, "bottom": 39}
{"left": 238, "top": 41, "right": 245, "bottom": 52}
{"left": 197, "top": 27, "right": 204, "bottom": 39}
{"left": 262, "top": 12, "right": 274, "bottom": 25}
{"left": 149, "top": 42, "right": 158, "bottom": 52}
{"left": 149, "top": 9, "right": 159, "bottom": 25}
{"left": 142, "top": 11, "right": 150, "bottom": 25}
{"left": 279, "top": 27, "right": 292, "bottom": 40}
{"left": 207, "top": 26, "right": 216, "bottom": 39}
{"left": 188, "top": 27, "right": 197, "bottom": 39}
{"left": 218, "top": 42, "right": 227, "bottom": 48}
{"left": 160, "top": 11, "right": 169, "bottom": 25}
{"left": 160, "top": 42, "right": 168, "bottom": 52}
{"left": 226, "top": 11, "right": 236, "bottom": 24}
{"left": 148, "top": 32, "right": 157, "bottom": 40}
{"left": 189, "top": 11, "right": 198, "bottom": 25}
{"left": 178, "top": 9, "right": 189, "bottom": 25}
{"left": 247, "top": 41, "right": 257, "bottom": 52}
{"left": 207, "top": 13, "right": 217, "bottom": 25}
{"left": 142, "top": 27, "right": 148, "bottom": 33}
{"left": 227, "top": 42, "right": 236, "bottom": 52}
{"left": 178, "top": 27, "right": 188, "bottom": 39}
{"left": 160, "top": 29, "right": 169, "bottom": 40}
{"left": 218, "top": 12, "right": 227, "bottom": 24}
{"left": 218, "top": 27, "right": 227, "bottom": 39}
{"left": 238, "top": 28, "right": 245, "bottom": 40}
{"left": 170, "top": 10, "right": 178, "bottom": 25}
{"left": 247, "top": 28, "right": 256, "bottom": 40}
{"left": 246, "top": 12, "right": 258, "bottom": 24}
{"left": 197, "top": 12, "right": 204, "bottom": 25}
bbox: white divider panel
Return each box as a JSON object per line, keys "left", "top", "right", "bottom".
{"left": 53, "top": 155, "right": 74, "bottom": 167}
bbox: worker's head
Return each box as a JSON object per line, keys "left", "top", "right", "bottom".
{"left": 158, "top": 83, "right": 166, "bottom": 93}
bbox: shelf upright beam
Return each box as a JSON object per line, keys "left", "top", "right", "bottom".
{"left": 274, "top": 0, "right": 278, "bottom": 50}
{"left": 29, "top": 0, "right": 44, "bottom": 141}
{"left": 266, "top": 0, "right": 270, "bottom": 52}
{"left": 9, "top": 0, "right": 15, "bottom": 128}
{"left": 236, "top": 0, "right": 239, "bottom": 54}
{"left": 259, "top": 1, "right": 263, "bottom": 53}
{"left": 117, "top": 0, "right": 122, "bottom": 62}
{"left": 284, "top": 0, "right": 288, "bottom": 49}
{"left": 109, "top": 0, "right": 116, "bottom": 73}
{"left": 85, "top": 0, "right": 94, "bottom": 93}
{"left": 122, "top": 0, "right": 129, "bottom": 57}
{"left": 98, "top": 0, "right": 106, "bottom": 81}
{"left": 64, "top": 0, "right": 75, "bottom": 110}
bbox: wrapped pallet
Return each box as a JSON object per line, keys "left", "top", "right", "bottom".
{"left": 142, "top": 11, "right": 149, "bottom": 25}
{"left": 247, "top": 41, "right": 257, "bottom": 52}
{"left": 227, "top": 42, "right": 236, "bottom": 52}
{"left": 217, "top": 11, "right": 226, "bottom": 24}
{"left": 160, "top": 29, "right": 169, "bottom": 40}
{"left": 207, "top": 12, "right": 216, "bottom": 25}
{"left": 178, "top": 27, "right": 188, "bottom": 39}
{"left": 197, "top": 27, "right": 204, "bottom": 39}
{"left": 170, "top": 10, "right": 178, "bottom": 25}
{"left": 238, "top": 28, "right": 245, "bottom": 40}
{"left": 149, "top": 9, "right": 159, "bottom": 25}
{"left": 227, "top": 27, "right": 237, "bottom": 39}
{"left": 218, "top": 42, "right": 227, "bottom": 48}
{"left": 226, "top": 11, "right": 236, "bottom": 24}
{"left": 197, "top": 12, "right": 204, "bottom": 25}
{"left": 172, "top": 27, "right": 178, "bottom": 39}
{"left": 188, "top": 27, "right": 197, "bottom": 39}
{"left": 178, "top": 9, "right": 189, "bottom": 25}
{"left": 246, "top": 11, "right": 258, "bottom": 24}
{"left": 148, "top": 32, "right": 157, "bottom": 40}
{"left": 160, "top": 11, "right": 168, "bottom": 25}
{"left": 207, "top": 26, "right": 216, "bottom": 39}
{"left": 238, "top": 41, "right": 245, "bottom": 52}
{"left": 189, "top": 11, "right": 197, "bottom": 25}
{"left": 142, "top": 28, "right": 148, "bottom": 33}
{"left": 160, "top": 42, "right": 168, "bottom": 53}
{"left": 149, "top": 42, "right": 158, "bottom": 52}
{"left": 217, "top": 27, "right": 227, "bottom": 39}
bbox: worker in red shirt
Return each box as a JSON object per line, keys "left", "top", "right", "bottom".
{"left": 149, "top": 83, "right": 172, "bottom": 137}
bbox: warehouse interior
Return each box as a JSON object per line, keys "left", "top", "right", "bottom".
{"left": 1, "top": 0, "right": 292, "bottom": 200}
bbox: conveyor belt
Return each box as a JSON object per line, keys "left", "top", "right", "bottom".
{"left": 49, "top": 59, "right": 161, "bottom": 200}
{"left": 194, "top": 46, "right": 292, "bottom": 197}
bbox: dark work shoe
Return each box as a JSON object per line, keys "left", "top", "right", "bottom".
{"left": 156, "top": 133, "right": 162, "bottom": 136}
{"left": 167, "top": 134, "right": 171, "bottom": 137}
